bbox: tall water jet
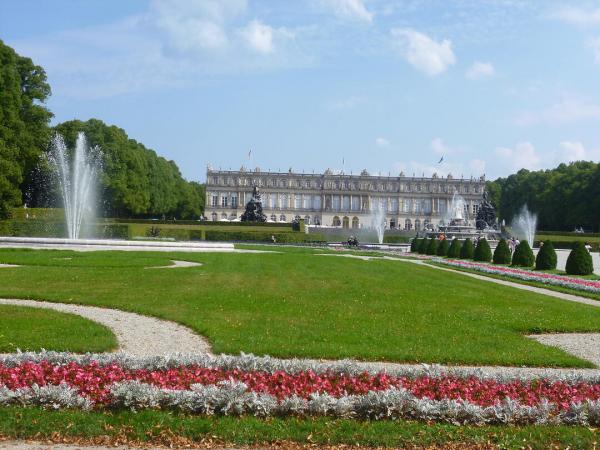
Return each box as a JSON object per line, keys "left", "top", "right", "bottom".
{"left": 444, "top": 190, "right": 467, "bottom": 224}
{"left": 369, "top": 198, "right": 386, "bottom": 244}
{"left": 47, "top": 132, "right": 102, "bottom": 239}
{"left": 511, "top": 205, "right": 537, "bottom": 246}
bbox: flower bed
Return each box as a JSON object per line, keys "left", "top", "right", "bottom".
{"left": 433, "top": 258, "right": 600, "bottom": 294}
{"left": 1, "top": 353, "right": 599, "bottom": 425}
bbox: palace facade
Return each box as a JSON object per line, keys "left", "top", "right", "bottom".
{"left": 205, "top": 167, "right": 486, "bottom": 231}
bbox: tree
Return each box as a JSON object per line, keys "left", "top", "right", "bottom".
{"left": 418, "top": 238, "right": 429, "bottom": 254}
{"left": 0, "top": 40, "right": 52, "bottom": 217}
{"left": 493, "top": 239, "right": 512, "bottom": 265}
{"left": 447, "top": 238, "right": 461, "bottom": 258}
{"left": 459, "top": 238, "right": 474, "bottom": 259}
{"left": 410, "top": 238, "right": 419, "bottom": 253}
{"left": 436, "top": 238, "right": 449, "bottom": 257}
{"left": 565, "top": 242, "right": 594, "bottom": 275}
{"left": 426, "top": 238, "right": 438, "bottom": 255}
{"left": 53, "top": 119, "right": 201, "bottom": 219}
{"left": 473, "top": 238, "right": 492, "bottom": 262}
{"left": 535, "top": 241, "right": 557, "bottom": 270}
{"left": 512, "top": 241, "right": 535, "bottom": 267}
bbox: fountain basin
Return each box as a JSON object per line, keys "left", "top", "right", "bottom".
{"left": 0, "top": 237, "right": 234, "bottom": 253}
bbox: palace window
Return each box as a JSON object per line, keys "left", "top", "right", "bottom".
{"left": 303, "top": 195, "right": 311, "bottom": 209}
{"left": 280, "top": 215, "right": 286, "bottom": 222}
{"left": 231, "top": 195, "right": 238, "bottom": 208}
{"left": 211, "top": 195, "right": 218, "bottom": 207}
{"left": 213, "top": 177, "right": 219, "bottom": 185}
{"left": 270, "top": 214, "right": 277, "bottom": 222}
{"left": 313, "top": 195, "right": 322, "bottom": 209}
{"left": 351, "top": 196, "right": 360, "bottom": 211}
{"left": 472, "top": 204, "right": 479, "bottom": 215}
{"left": 332, "top": 196, "right": 341, "bottom": 211}
{"left": 221, "top": 196, "right": 228, "bottom": 207}
{"left": 332, "top": 216, "right": 341, "bottom": 227}
{"left": 342, "top": 196, "right": 350, "bottom": 210}
{"left": 295, "top": 195, "right": 302, "bottom": 209}
{"left": 211, "top": 212, "right": 217, "bottom": 221}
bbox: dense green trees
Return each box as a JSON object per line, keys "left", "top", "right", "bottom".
{"left": 0, "top": 40, "right": 52, "bottom": 217}
{"left": 487, "top": 162, "right": 600, "bottom": 231}
{"left": 426, "top": 238, "right": 438, "bottom": 255}
{"left": 0, "top": 41, "right": 204, "bottom": 220}
{"left": 436, "top": 238, "right": 449, "bottom": 256}
{"left": 53, "top": 120, "right": 203, "bottom": 219}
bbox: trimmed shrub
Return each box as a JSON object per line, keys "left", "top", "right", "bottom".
{"left": 512, "top": 241, "right": 535, "bottom": 267}
{"left": 426, "top": 238, "right": 438, "bottom": 255}
{"left": 459, "top": 238, "right": 474, "bottom": 259}
{"left": 493, "top": 239, "right": 512, "bottom": 265}
{"left": 410, "top": 238, "right": 419, "bottom": 253}
{"left": 565, "top": 241, "right": 594, "bottom": 275}
{"left": 436, "top": 238, "right": 449, "bottom": 257}
{"left": 447, "top": 238, "right": 461, "bottom": 258}
{"left": 473, "top": 238, "right": 492, "bottom": 262}
{"left": 535, "top": 240, "right": 557, "bottom": 270}
{"left": 418, "top": 238, "right": 429, "bottom": 254}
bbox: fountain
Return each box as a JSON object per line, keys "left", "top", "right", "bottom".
{"left": 47, "top": 132, "right": 102, "bottom": 239}
{"left": 369, "top": 198, "right": 386, "bottom": 244}
{"left": 511, "top": 205, "right": 537, "bottom": 246}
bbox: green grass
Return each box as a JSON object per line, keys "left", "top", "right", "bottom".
{"left": 0, "top": 407, "right": 597, "bottom": 449}
{"left": 0, "top": 305, "right": 116, "bottom": 353}
{"left": 427, "top": 261, "right": 600, "bottom": 302}
{"left": 1, "top": 247, "right": 600, "bottom": 367}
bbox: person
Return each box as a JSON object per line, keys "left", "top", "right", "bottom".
{"left": 508, "top": 237, "right": 515, "bottom": 254}
{"left": 585, "top": 242, "right": 592, "bottom": 253}
{"left": 271, "top": 235, "right": 277, "bottom": 244}
{"left": 514, "top": 238, "right": 520, "bottom": 248}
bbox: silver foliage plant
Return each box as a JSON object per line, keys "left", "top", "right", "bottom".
{"left": 2, "top": 351, "right": 599, "bottom": 383}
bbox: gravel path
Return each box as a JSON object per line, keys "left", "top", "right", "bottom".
{"left": 0, "top": 264, "right": 19, "bottom": 268}
{"left": 0, "top": 299, "right": 211, "bottom": 356}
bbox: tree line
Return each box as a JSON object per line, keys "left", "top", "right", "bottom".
{"left": 0, "top": 40, "right": 204, "bottom": 220}
{"left": 487, "top": 161, "right": 600, "bottom": 232}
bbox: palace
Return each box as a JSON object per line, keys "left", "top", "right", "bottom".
{"left": 205, "top": 166, "right": 486, "bottom": 231}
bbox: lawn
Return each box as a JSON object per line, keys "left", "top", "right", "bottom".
{"left": 0, "top": 407, "right": 596, "bottom": 450}
{"left": 0, "top": 305, "right": 116, "bottom": 353}
{"left": 1, "top": 247, "right": 600, "bottom": 367}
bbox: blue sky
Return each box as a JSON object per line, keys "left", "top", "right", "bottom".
{"left": 2, "top": 0, "right": 600, "bottom": 182}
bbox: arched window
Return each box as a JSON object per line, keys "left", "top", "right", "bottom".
{"left": 352, "top": 217, "right": 359, "bottom": 229}
{"left": 270, "top": 214, "right": 277, "bottom": 222}
{"left": 280, "top": 215, "right": 286, "bottom": 222}
{"left": 415, "top": 219, "right": 421, "bottom": 231}
{"left": 314, "top": 216, "right": 321, "bottom": 226}
{"left": 221, "top": 213, "right": 228, "bottom": 220}
{"left": 304, "top": 215, "right": 311, "bottom": 224}
{"left": 332, "top": 216, "right": 341, "bottom": 227}
{"left": 390, "top": 218, "right": 396, "bottom": 229}
{"left": 229, "top": 213, "right": 237, "bottom": 220}
{"left": 211, "top": 212, "right": 217, "bottom": 222}
{"left": 342, "top": 216, "right": 350, "bottom": 229}
{"left": 404, "top": 218, "right": 412, "bottom": 230}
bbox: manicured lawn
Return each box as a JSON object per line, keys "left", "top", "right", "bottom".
{"left": 0, "top": 305, "right": 116, "bottom": 353}
{"left": 427, "top": 261, "right": 600, "bottom": 302}
{"left": 0, "top": 407, "right": 597, "bottom": 449}
{"left": 1, "top": 247, "right": 600, "bottom": 367}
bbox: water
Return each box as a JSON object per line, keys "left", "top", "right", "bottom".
{"left": 47, "top": 133, "right": 102, "bottom": 239}
{"left": 511, "top": 205, "right": 537, "bottom": 246}
{"left": 369, "top": 198, "right": 386, "bottom": 244}
{"left": 444, "top": 191, "right": 467, "bottom": 223}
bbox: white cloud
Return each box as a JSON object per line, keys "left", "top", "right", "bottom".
{"left": 465, "top": 61, "right": 495, "bottom": 80}
{"left": 316, "top": 0, "right": 373, "bottom": 23}
{"left": 494, "top": 142, "right": 541, "bottom": 172}
{"left": 516, "top": 97, "right": 600, "bottom": 126}
{"left": 390, "top": 28, "right": 455, "bottom": 76}
{"left": 587, "top": 37, "right": 600, "bottom": 63}
{"left": 375, "top": 137, "right": 390, "bottom": 147}
{"left": 241, "top": 20, "right": 275, "bottom": 54}
{"left": 548, "top": 6, "right": 600, "bottom": 26}
{"left": 469, "top": 159, "right": 486, "bottom": 174}
{"left": 556, "top": 141, "right": 600, "bottom": 162}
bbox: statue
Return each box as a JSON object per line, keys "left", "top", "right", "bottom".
{"left": 240, "top": 185, "right": 267, "bottom": 222}
{"left": 475, "top": 191, "right": 497, "bottom": 230}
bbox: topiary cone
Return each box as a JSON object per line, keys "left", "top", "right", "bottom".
{"left": 437, "top": 238, "right": 449, "bottom": 257}
{"left": 565, "top": 241, "right": 594, "bottom": 275}
{"left": 535, "top": 240, "right": 557, "bottom": 270}
{"left": 426, "top": 238, "right": 438, "bottom": 255}
{"left": 493, "top": 239, "right": 512, "bottom": 265}
{"left": 512, "top": 240, "right": 535, "bottom": 267}
{"left": 473, "top": 238, "right": 492, "bottom": 262}
{"left": 418, "top": 238, "right": 429, "bottom": 254}
{"left": 459, "top": 238, "right": 474, "bottom": 259}
{"left": 447, "top": 238, "right": 461, "bottom": 258}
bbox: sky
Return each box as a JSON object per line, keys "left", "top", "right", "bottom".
{"left": 2, "top": 0, "right": 600, "bottom": 182}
